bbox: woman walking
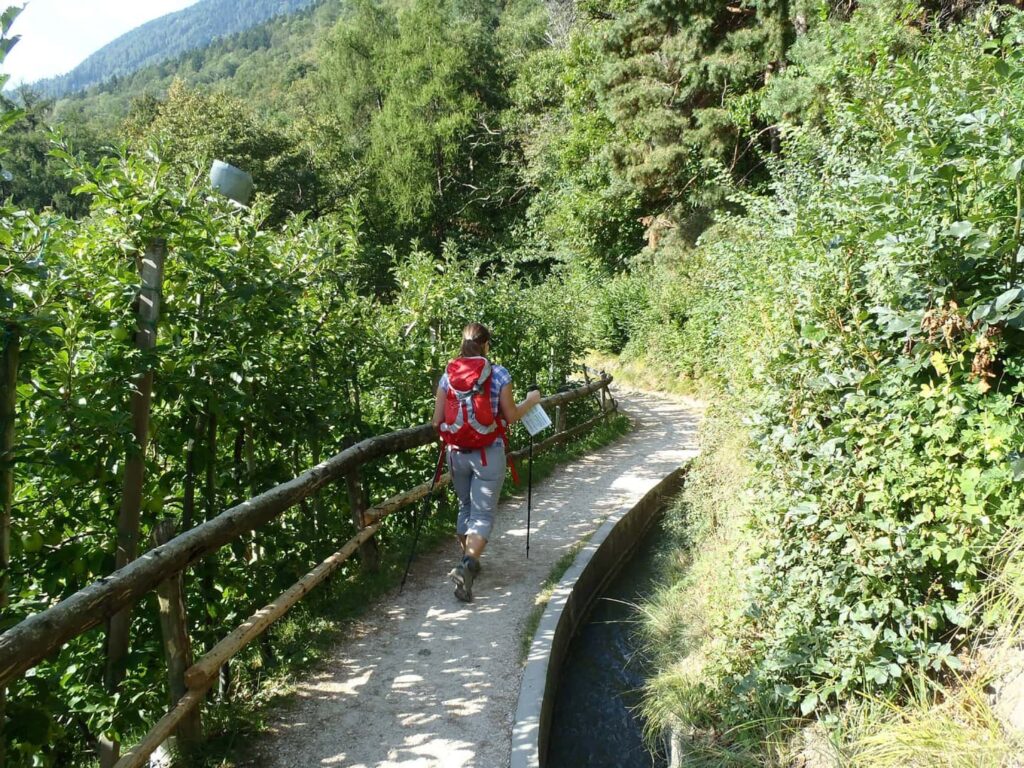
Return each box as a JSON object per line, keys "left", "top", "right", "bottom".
{"left": 432, "top": 323, "right": 541, "bottom": 602}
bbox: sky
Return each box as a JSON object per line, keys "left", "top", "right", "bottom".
{"left": 3, "top": 0, "right": 199, "bottom": 86}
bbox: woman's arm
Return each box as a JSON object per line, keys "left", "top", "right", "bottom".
{"left": 499, "top": 384, "right": 541, "bottom": 425}
{"left": 432, "top": 385, "right": 446, "bottom": 432}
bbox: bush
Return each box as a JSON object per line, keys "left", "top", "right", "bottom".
{"left": 636, "top": 0, "right": 1024, "bottom": 730}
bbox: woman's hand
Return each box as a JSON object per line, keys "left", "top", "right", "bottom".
{"left": 500, "top": 384, "right": 542, "bottom": 424}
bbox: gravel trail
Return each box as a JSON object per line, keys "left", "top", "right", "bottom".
{"left": 248, "top": 390, "right": 701, "bottom": 768}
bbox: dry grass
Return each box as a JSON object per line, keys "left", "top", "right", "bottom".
{"left": 585, "top": 352, "right": 704, "bottom": 398}
{"left": 840, "top": 672, "right": 1022, "bottom": 768}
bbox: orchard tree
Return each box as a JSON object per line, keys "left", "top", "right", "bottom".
{"left": 122, "top": 80, "right": 325, "bottom": 223}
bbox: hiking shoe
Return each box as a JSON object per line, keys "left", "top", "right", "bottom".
{"left": 450, "top": 559, "right": 476, "bottom": 602}
{"left": 467, "top": 557, "right": 482, "bottom": 576}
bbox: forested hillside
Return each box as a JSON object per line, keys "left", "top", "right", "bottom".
{"left": 3, "top": 0, "right": 1024, "bottom": 765}
{"left": 26, "top": 0, "right": 318, "bottom": 100}
{"left": 48, "top": 0, "right": 343, "bottom": 131}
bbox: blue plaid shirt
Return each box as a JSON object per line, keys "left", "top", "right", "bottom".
{"left": 439, "top": 362, "right": 512, "bottom": 419}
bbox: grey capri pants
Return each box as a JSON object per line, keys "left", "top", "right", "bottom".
{"left": 448, "top": 441, "right": 506, "bottom": 541}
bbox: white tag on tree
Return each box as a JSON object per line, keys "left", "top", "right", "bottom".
{"left": 521, "top": 404, "right": 552, "bottom": 436}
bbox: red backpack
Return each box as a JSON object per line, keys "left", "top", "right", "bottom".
{"left": 439, "top": 357, "right": 502, "bottom": 450}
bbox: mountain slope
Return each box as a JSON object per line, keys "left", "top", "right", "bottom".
{"left": 31, "top": 0, "right": 317, "bottom": 99}
{"left": 50, "top": 0, "right": 343, "bottom": 130}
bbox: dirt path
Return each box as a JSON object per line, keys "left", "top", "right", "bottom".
{"left": 248, "top": 390, "right": 701, "bottom": 768}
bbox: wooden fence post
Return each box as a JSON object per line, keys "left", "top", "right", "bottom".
{"left": 100, "top": 239, "right": 167, "bottom": 768}
{"left": 346, "top": 466, "right": 379, "bottom": 572}
{"left": 151, "top": 521, "right": 202, "bottom": 752}
{"left": 0, "top": 324, "right": 20, "bottom": 768}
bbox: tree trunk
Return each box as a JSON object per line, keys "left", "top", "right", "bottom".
{"left": 152, "top": 521, "right": 202, "bottom": 751}
{"left": 100, "top": 240, "right": 166, "bottom": 768}
{"left": 346, "top": 465, "right": 379, "bottom": 572}
{"left": 200, "top": 408, "right": 231, "bottom": 701}
{"left": 0, "top": 324, "right": 20, "bottom": 768}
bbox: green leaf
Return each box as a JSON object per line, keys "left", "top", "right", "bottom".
{"left": 800, "top": 692, "right": 818, "bottom": 716}
{"left": 994, "top": 287, "right": 1023, "bottom": 312}
{"left": 0, "top": 33, "right": 17, "bottom": 60}
{"left": 1011, "top": 456, "right": 1024, "bottom": 482}
{"left": 946, "top": 221, "right": 975, "bottom": 239}
{"left": 1006, "top": 157, "right": 1024, "bottom": 181}
{"left": 0, "top": 5, "right": 21, "bottom": 37}
{"left": 944, "top": 603, "right": 971, "bottom": 627}
{"left": 800, "top": 320, "right": 827, "bottom": 344}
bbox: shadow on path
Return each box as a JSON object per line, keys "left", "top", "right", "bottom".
{"left": 247, "top": 391, "right": 701, "bottom": 768}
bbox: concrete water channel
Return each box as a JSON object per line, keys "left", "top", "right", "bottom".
{"left": 547, "top": 517, "right": 671, "bottom": 767}
{"left": 511, "top": 466, "right": 688, "bottom": 768}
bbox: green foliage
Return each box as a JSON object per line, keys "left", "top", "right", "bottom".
{"left": 601, "top": 0, "right": 810, "bottom": 214}
{"left": 589, "top": 271, "right": 651, "bottom": 354}
{"left": 630, "top": 0, "right": 1024, "bottom": 743}
{"left": 0, "top": 89, "right": 101, "bottom": 215}
{"left": 508, "top": 19, "right": 645, "bottom": 269}
{"left": 122, "top": 80, "right": 326, "bottom": 224}
{"left": 0, "top": 4, "right": 24, "bottom": 160}
{"left": 316, "top": 0, "right": 537, "bottom": 247}
{"left": 1, "top": 143, "right": 591, "bottom": 764}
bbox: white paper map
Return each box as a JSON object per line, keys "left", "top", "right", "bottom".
{"left": 521, "top": 404, "right": 552, "bottom": 436}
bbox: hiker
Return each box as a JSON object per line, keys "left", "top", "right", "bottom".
{"left": 432, "top": 323, "right": 541, "bottom": 602}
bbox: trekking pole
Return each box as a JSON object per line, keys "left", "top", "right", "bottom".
{"left": 526, "top": 384, "right": 539, "bottom": 560}
{"left": 527, "top": 433, "right": 533, "bottom": 560}
{"left": 400, "top": 443, "right": 446, "bottom": 593}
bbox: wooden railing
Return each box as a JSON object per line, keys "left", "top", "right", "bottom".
{"left": 0, "top": 373, "right": 616, "bottom": 767}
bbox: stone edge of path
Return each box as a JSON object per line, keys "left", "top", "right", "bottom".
{"left": 510, "top": 462, "right": 692, "bottom": 768}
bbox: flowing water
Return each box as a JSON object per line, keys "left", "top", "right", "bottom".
{"left": 546, "top": 519, "right": 670, "bottom": 768}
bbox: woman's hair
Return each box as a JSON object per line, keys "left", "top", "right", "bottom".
{"left": 460, "top": 323, "right": 491, "bottom": 357}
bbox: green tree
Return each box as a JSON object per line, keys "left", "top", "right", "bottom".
{"left": 603, "top": 0, "right": 804, "bottom": 216}
{"left": 0, "top": 88, "right": 101, "bottom": 216}
{"left": 122, "top": 79, "right": 325, "bottom": 223}
{"left": 316, "top": 0, "right": 527, "bottom": 248}
{"left": 509, "top": 8, "right": 645, "bottom": 270}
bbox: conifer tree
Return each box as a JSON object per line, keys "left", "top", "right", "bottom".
{"left": 317, "top": 0, "right": 522, "bottom": 248}
{"left": 603, "top": 0, "right": 803, "bottom": 216}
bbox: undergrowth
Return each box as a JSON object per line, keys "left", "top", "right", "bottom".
{"left": 624, "top": 3, "right": 1024, "bottom": 762}
{"left": 640, "top": 409, "right": 1024, "bottom": 766}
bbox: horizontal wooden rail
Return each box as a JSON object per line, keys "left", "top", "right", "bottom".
{"left": 0, "top": 424, "right": 433, "bottom": 687}
{"left": 0, "top": 374, "right": 612, "bottom": 692}
{"left": 364, "top": 472, "right": 453, "bottom": 525}
{"left": 508, "top": 401, "right": 617, "bottom": 463}
{"left": 113, "top": 682, "right": 213, "bottom": 768}
{"left": 185, "top": 524, "right": 380, "bottom": 689}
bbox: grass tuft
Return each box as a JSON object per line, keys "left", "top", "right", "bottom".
{"left": 517, "top": 540, "right": 589, "bottom": 664}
